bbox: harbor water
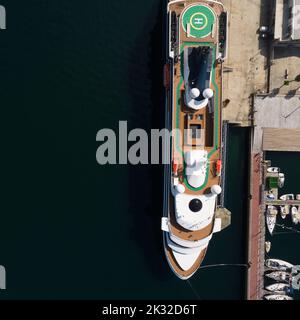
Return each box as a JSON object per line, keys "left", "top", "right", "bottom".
{"left": 1, "top": 0, "right": 248, "bottom": 299}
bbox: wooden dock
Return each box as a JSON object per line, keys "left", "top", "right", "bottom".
{"left": 263, "top": 128, "right": 300, "bottom": 152}
{"left": 265, "top": 200, "right": 300, "bottom": 206}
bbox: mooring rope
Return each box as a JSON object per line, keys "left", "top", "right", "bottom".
{"left": 185, "top": 264, "right": 249, "bottom": 300}
{"left": 186, "top": 280, "right": 202, "bottom": 300}
{"left": 198, "top": 263, "right": 249, "bottom": 270}
{"left": 275, "top": 223, "right": 300, "bottom": 235}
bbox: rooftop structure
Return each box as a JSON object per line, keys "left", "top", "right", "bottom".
{"left": 263, "top": 128, "right": 300, "bottom": 152}
{"left": 253, "top": 95, "right": 300, "bottom": 152}
{"left": 274, "top": 0, "right": 300, "bottom": 43}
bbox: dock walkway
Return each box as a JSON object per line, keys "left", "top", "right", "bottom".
{"left": 247, "top": 152, "right": 265, "bottom": 300}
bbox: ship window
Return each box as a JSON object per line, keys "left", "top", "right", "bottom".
{"left": 190, "top": 124, "right": 201, "bottom": 139}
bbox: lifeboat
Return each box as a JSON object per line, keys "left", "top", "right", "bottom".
{"left": 216, "top": 160, "right": 222, "bottom": 177}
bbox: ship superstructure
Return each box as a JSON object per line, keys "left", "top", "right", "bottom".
{"left": 162, "top": 0, "right": 228, "bottom": 279}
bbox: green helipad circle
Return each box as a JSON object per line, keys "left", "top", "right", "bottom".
{"left": 182, "top": 4, "right": 216, "bottom": 38}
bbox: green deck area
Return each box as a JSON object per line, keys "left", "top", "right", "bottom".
{"left": 181, "top": 4, "right": 216, "bottom": 39}
{"left": 268, "top": 177, "right": 278, "bottom": 189}
{"left": 174, "top": 42, "right": 219, "bottom": 191}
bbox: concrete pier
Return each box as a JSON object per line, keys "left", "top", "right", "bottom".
{"left": 247, "top": 93, "right": 300, "bottom": 299}
{"left": 247, "top": 152, "right": 265, "bottom": 300}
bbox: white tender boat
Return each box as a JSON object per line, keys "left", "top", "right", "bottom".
{"left": 266, "top": 259, "right": 294, "bottom": 271}
{"left": 291, "top": 206, "right": 299, "bottom": 225}
{"left": 266, "top": 192, "right": 275, "bottom": 200}
{"left": 266, "top": 206, "right": 278, "bottom": 235}
{"left": 267, "top": 167, "right": 280, "bottom": 173}
{"left": 280, "top": 205, "right": 290, "bottom": 219}
{"left": 278, "top": 173, "right": 285, "bottom": 188}
{"left": 265, "top": 271, "right": 291, "bottom": 282}
{"left": 264, "top": 294, "right": 293, "bottom": 301}
{"left": 265, "top": 241, "right": 271, "bottom": 253}
{"left": 265, "top": 283, "right": 290, "bottom": 293}
{"left": 280, "top": 194, "right": 294, "bottom": 201}
{"left": 294, "top": 206, "right": 300, "bottom": 224}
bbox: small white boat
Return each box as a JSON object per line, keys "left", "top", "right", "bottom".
{"left": 266, "top": 206, "right": 278, "bottom": 235}
{"left": 296, "top": 207, "right": 300, "bottom": 224}
{"left": 265, "top": 283, "right": 290, "bottom": 293}
{"left": 265, "top": 271, "right": 290, "bottom": 281}
{"left": 291, "top": 206, "right": 299, "bottom": 225}
{"left": 296, "top": 194, "right": 300, "bottom": 201}
{"left": 280, "top": 194, "right": 294, "bottom": 201}
{"left": 266, "top": 192, "right": 275, "bottom": 200}
{"left": 267, "top": 167, "right": 280, "bottom": 173}
{"left": 278, "top": 173, "right": 285, "bottom": 188}
{"left": 265, "top": 241, "right": 271, "bottom": 253}
{"left": 264, "top": 294, "right": 293, "bottom": 301}
{"left": 265, "top": 259, "right": 294, "bottom": 271}
{"left": 280, "top": 205, "right": 290, "bottom": 219}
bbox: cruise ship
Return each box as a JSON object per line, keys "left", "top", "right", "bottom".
{"left": 162, "top": 0, "right": 228, "bottom": 280}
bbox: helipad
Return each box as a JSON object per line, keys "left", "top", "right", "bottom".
{"left": 181, "top": 4, "right": 216, "bottom": 38}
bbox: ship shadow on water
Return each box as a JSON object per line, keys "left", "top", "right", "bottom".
{"left": 127, "top": 1, "right": 171, "bottom": 281}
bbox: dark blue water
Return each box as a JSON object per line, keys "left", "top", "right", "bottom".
{"left": 0, "top": 0, "right": 248, "bottom": 299}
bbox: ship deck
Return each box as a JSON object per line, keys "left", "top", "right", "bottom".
{"left": 168, "top": 1, "right": 223, "bottom": 243}
{"left": 165, "top": 242, "right": 208, "bottom": 279}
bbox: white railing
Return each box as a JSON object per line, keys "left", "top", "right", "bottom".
{"left": 168, "top": 0, "right": 225, "bottom": 12}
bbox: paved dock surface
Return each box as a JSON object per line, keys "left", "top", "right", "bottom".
{"left": 222, "top": 0, "right": 269, "bottom": 125}
{"left": 270, "top": 46, "right": 300, "bottom": 95}
{"left": 253, "top": 95, "right": 300, "bottom": 152}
